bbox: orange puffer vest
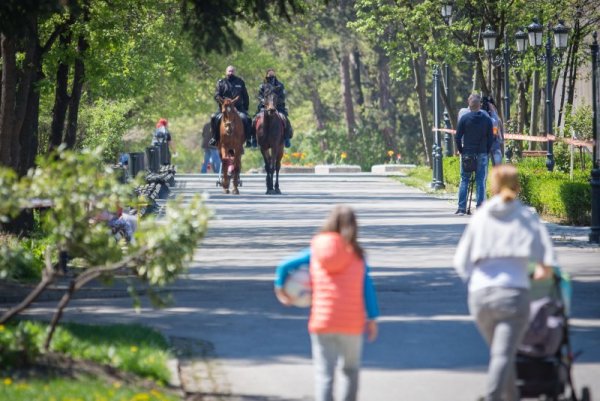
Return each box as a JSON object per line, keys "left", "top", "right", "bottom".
{"left": 308, "top": 232, "right": 366, "bottom": 335}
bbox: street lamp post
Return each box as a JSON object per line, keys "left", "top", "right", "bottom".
{"left": 527, "top": 19, "right": 570, "bottom": 172}
{"left": 590, "top": 31, "right": 600, "bottom": 244}
{"left": 441, "top": 1, "right": 454, "bottom": 157}
{"left": 482, "top": 26, "right": 527, "bottom": 119}
{"left": 482, "top": 25, "right": 497, "bottom": 95}
{"left": 431, "top": 66, "right": 445, "bottom": 189}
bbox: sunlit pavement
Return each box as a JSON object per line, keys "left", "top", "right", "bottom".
{"left": 19, "top": 173, "right": 600, "bottom": 401}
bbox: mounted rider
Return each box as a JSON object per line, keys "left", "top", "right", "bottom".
{"left": 209, "top": 65, "right": 252, "bottom": 147}
{"left": 251, "top": 68, "right": 293, "bottom": 148}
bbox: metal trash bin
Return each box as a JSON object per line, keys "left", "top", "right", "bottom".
{"left": 128, "top": 152, "right": 146, "bottom": 178}
{"left": 146, "top": 146, "right": 160, "bottom": 173}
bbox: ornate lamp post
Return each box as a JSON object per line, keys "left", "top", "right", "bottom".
{"left": 527, "top": 19, "right": 570, "bottom": 172}
{"left": 481, "top": 25, "right": 527, "bottom": 118}
{"left": 590, "top": 32, "right": 600, "bottom": 244}
{"left": 441, "top": 1, "right": 454, "bottom": 156}
{"left": 482, "top": 25, "right": 498, "bottom": 95}
{"left": 431, "top": 66, "right": 445, "bottom": 189}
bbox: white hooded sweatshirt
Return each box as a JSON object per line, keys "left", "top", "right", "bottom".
{"left": 453, "top": 195, "right": 556, "bottom": 292}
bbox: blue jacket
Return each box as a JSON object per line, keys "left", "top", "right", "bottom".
{"left": 455, "top": 110, "right": 494, "bottom": 155}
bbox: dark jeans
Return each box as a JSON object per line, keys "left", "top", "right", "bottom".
{"left": 458, "top": 153, "right": 488, "bottom": 211}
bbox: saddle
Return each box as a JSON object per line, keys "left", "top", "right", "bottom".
{"left": 254, "top": 110, "right": 286, "bottom": 131}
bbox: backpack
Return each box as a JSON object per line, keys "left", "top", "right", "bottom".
{"left": 153, "top": 126, "right": 168, "bottom": 144}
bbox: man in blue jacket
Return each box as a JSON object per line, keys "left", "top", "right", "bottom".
{"left": 455, "top": 94, "right": 494, "bottom": 215}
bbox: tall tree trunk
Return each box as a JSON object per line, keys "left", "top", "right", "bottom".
{"left": 65, "top": 34, "right": 88, "bottom": 149}
{"left": 339, "top": 51, "right": 356, "bottom": 137}
{"left": 0, "top": 34, "right": 19, "bottom": 169}
{"left": 303, "top": 73, "right": 326, "bottom": 131}
{"left": 49, "top": 34, "right": 72, "bottom": 151}
{"left": 376, "top": 46, "right": 397, "bottom": 151}
{"left": 411, "top": 44, "right": 431, "bottom": 166}
{"left": 350, "top": 49, "right": 364, "bottom": 107}
{"left": 439, "top": 65, "right": 457, "bottom": 128}
{"left": 18, "top": 19, "right": 43, "bottom": 176}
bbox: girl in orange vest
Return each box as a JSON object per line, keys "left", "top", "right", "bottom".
{"left": 275, "top": 205, "right": 379, "bottom": 401}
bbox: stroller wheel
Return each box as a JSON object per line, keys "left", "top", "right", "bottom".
{"left": 581, "top": 387, "right": 591, "bottom": 401}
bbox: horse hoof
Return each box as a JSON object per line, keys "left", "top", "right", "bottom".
{"left": 224, "top": 189, "right": 230, "bottom": 194}
{"left": 266, "top": 189, "right": 273, "bottom": 195}
{"left": 233, "top": 189, "right": 240, "bottom": 195}
{"left": 274, "top": 188, "right": 281, "bottom": 195}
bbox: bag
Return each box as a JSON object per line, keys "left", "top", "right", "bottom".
{"left": 518, "top": 296, "right": 565, "bottom": 358}
{"left": 461, "top": 154, "right": 478, "bottom": 173}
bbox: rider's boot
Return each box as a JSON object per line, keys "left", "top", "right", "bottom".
{"left": 284, "top": 120, "right": 292, "bottom": 148}
{"left": 247, "top": 119, "right": 257, "bottom": 148}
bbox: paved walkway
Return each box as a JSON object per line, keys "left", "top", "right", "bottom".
{"left": 16, "top": 173, "right": 600, "bottom": 400}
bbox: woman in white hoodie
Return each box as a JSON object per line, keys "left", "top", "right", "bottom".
{"left": 453, "top": 165, "right": 556, "bottom": 401}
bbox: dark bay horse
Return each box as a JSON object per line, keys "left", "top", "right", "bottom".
{"left": 217, "top": 96, "right": 245, "bottom": 194}
{"left": 255, "top": 86, "right": 285, "bottom": 194}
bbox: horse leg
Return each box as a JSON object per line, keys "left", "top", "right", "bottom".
{"left": 221, "top": 158, "right": 230, "bottom": 194}
{"left": 273, "top": 157, "right": 281, "bottom": 195}
{"left": 274, "top": 166, "right": 281, "bottom": 195}
{"left": 232, "top": 158, "right": 240, "bottom": 195}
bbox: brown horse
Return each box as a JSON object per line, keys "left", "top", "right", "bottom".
{"left": 217, "top": 96, "right": 245, "bottom": 194}
{"left": 255, "top": 86, "right": 285, "bottom": 194}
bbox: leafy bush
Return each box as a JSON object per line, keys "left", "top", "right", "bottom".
{"left": 0, "top": 236, "right": 49, "bottom": 282}
{"left": 79, "top": 99, "right": 135, "bottom": 164}
{"left": 442, "top": 156, "right": 591, "bottom": 225}
{"left": 298, "top": 124, "right": 387, "bottom": 171}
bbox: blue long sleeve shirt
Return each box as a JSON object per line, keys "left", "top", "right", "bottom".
{"left": 455, "top": 110, "right": 494, "bottom": 154}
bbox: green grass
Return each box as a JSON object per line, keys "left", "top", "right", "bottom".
{"left": 0, "top": 376, "right": 179, "bottom": 401}
{"left": 395, "top": 165, "right": 459, "bottom": 194}
{"left": 1, "top": 321, "right": 173, "bottom": 384}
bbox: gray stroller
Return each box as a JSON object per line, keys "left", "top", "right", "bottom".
{"left": 516, "top": 268, "right": 591, "bottom": 401}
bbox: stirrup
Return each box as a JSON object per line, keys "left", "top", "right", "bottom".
{"left": 209, "top": 138, "right": 217, "bottom": 146}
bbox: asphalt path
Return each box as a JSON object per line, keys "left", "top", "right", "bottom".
{"left": 18, "top": 173, "right": 600, "bottom": 401}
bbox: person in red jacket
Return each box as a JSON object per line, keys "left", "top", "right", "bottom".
{"left": 275, "top": 205, "right": 379, "bottom": 401}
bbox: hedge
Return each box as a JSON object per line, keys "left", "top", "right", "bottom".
{"left": 442, "top": 156, "right": 591, "bottom": 225}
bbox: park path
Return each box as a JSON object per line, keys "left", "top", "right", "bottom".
{"left": 21, "top": 172, "right": 600, "bottom": 400}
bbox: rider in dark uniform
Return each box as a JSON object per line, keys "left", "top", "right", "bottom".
{"left": 209, "top": 65, "right": 252, "bottom": 147}
{"left": 251, "top": 68, "right": 293, "bottom": 148}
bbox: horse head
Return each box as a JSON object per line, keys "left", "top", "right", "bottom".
{"left": 219, "top": 96, "right": 239, "bottom": 115}
{"left": 263, "top": 85, "right": 278, "bottom": 116}
{"left": 219, "top": 96, "right": 240, "bottom": 136}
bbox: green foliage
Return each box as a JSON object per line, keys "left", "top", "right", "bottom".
{"left": 0, "top": 320, "right": 173, "bottom": 384}
{"left": 0, "top": 376, "right": 179, "bottom": 401}
{"left": 79, "top": 98, "right": 135, "bottom": 163}
{"left": 563, "top": 104, "right": 594, "bottom": 141}
{"left": 441, "top": 156, "right": 591, "bottom": 225}
{"left": 0, "top": 236, "right": 48, "bottom": 282}
{"left": 515, "top": 163, "right": 591, "bottom": 225}
{"left": 0, "top": 147, "right": 210, "bottom": 328}
{"left": 298, "top": 124, "right": 388, "bottom": 171}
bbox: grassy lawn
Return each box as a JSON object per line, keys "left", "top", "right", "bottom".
{"left": 394, "top": 166, "right": 459, "bottom": 194}
{"left": 1, "top": 320, "right": 173, "bottom": 384}
{"left": 0, "top": 376, "right": 179, "bottom": 401}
